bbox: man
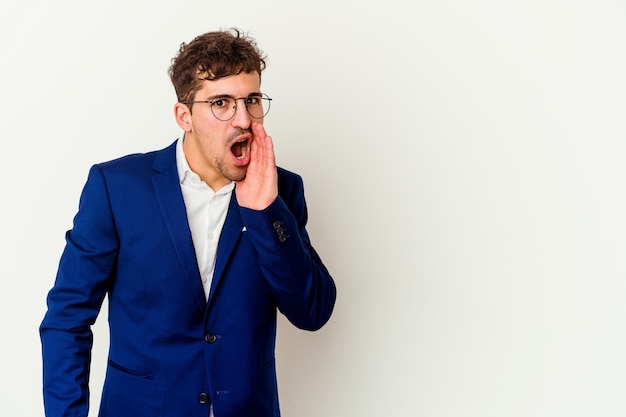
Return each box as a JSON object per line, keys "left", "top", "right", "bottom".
{"left": 40, "top": 28, "right": 336, "bottom": 417}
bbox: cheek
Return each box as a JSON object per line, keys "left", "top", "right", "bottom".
{"left": 193, "top": 122, "right": 224, "bottom": 147}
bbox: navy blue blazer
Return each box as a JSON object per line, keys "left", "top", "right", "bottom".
{"left": 40, "top": 140, "right": 336, "bottom": 417}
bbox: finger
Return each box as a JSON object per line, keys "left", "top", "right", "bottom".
{"left": 249, "top": 123, "right": 264, "bottom": 162}
{"left": 251, "top": 121, "right": 268, "bottom": 140}
{"left": 251, "top": 123, "right": 275, "bottom": 165}
{"left": 264, "top": 134, "right": 275, "bottom": 163}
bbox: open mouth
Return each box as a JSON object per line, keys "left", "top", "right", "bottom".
{"left": 231, "top": 139, "right": 248, "bottom": 160}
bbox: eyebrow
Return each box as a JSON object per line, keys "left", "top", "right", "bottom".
{"left": 205, "top": 92, "right": 263, "bottom": 101}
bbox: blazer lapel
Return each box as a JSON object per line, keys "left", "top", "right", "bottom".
{"left": 207, "top": 192, "right": 244, "bottom": 308}
{"left": 151, "top": 141, "right": 206, "bottom": 314}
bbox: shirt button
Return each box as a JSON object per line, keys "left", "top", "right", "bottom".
{"left": 208, "top": 233, "right": 214, "bottom": 240}
{"left": 204, "top": 333, "right": 217, "bottom": 344}
{"left": 198, "top": 392, "right": 209, "bottom": 404}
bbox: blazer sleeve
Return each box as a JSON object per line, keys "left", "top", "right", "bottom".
{"left": 237, "top": 172, "right": 336, "bottom": 331}
{"left": 39, "top": 164, "right": 118, "bottom": 417}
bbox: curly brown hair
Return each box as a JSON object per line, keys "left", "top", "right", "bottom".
{"left": 168, "top": 28, "right": 267, "bottom": 103}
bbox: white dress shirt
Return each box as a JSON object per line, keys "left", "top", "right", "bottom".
{"left": 176, "top": 137, "right": 234, "bottom": 300}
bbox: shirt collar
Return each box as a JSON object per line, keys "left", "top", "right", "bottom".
{"left": 176, "top": 136, "right": 193, "bottom": 184}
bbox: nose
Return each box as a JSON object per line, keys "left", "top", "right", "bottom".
{"left": 230, "top": 98, "right": 252, "bottom": 129}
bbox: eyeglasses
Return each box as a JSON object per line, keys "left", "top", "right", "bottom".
{"left": 182, "top": 93, "right": 272, "bottom": 121}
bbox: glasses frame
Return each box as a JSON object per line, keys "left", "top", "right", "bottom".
{"left": 181, "top": 93, "right": 272, "bottom": 121}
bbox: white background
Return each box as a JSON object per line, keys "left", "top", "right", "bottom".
{"left": 1, "top": 1, "right": 625, "bottom": 416}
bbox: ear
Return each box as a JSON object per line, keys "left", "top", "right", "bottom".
{"left": 174, "top": 102, "right": 193, "bottom": 132}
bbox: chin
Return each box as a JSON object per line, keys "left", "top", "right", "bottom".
{"left": 224, "top": 167, "right": 247, "bottom": 183}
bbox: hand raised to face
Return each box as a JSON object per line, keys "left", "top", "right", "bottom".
{"left": 235, "top": 122, "right": 278, "bottom": 210}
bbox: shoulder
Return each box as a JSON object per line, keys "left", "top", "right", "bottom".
{"left": 276, "top": 166, "right": 307, "bottom": 210}
{"left": 93, "top": 140, "right": 177, "bottom": 177}
{"left": 277, "top": 166, "right": 303, "bottom": 188}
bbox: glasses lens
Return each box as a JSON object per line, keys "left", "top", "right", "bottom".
{"left": 246, "top": 95, "right": 270, "bottom": 119}
{"left": 211, "top": 97, "right": 235, "bottom": 121}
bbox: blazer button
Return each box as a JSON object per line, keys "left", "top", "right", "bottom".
{"left": 204, "top": 333, "right": 217, "bottom": 344}
{"left": 273, "top": 221, "right": 282, "bottom": 230}
{"left": 198, "top": 392, "right": 209, "bottom": 404}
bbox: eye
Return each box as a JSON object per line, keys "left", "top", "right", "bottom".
{"left": 246, "top": 96, "right": 261, "bottom": 105}
{"left": 211, "top": 97, "right": 232, "bottom": 108}
{"left": 212, "top": 99, "right": 226, "bottom": 107}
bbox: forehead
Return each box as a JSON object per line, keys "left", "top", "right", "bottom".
{"left": 196, "top": 72, "right": 261, "bottom": 97}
